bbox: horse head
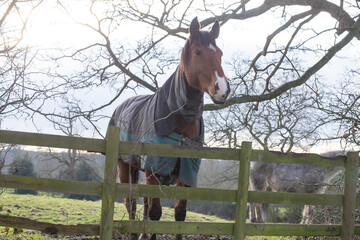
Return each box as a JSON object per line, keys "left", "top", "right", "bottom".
{"left": 180, "top": 17, "right": 230, "bottom": 104}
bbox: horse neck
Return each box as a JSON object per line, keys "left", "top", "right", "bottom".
{"left": 173, "top": 67, "right": 203, "bottom": 139}
{"left": 168, "top": 66, "right": 203, "bottom": 117}
{"left": 179, "top": 68, "right": 204, "bottom": 104}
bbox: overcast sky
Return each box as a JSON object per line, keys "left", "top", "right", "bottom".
{"left": 2, "top": 1, "right": 358, "bottom": 153}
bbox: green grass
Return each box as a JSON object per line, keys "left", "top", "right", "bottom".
{"left": 0, "top": 191, "right": 229, "bottom": 239}
{"left": 0, "top": 191, "right": 228, "bottom": 224}
{"left": 0, "top": 229, "right": 68, "bottom": 240}
{"left": 0, "top": 191, "right": 295, "bottom": 239}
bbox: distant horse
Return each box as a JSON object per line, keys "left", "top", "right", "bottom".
{"left": 107, "top": 17, "right": 229, "bottom": 240}
{"left": 249, "top": 152, "right": 346, "bottom": 224}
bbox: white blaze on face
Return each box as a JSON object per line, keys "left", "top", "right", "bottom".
{"left": 207, "top": 43, "right": 229, "bottom": 102}
{"left": 208, "top": 43, "right": 216, "bottom": 52}
{"left": 214, "top": 71, "right": 228, "bottom": 100}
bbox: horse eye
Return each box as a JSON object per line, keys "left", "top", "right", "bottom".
{"left": 194, "top": 49, "right": 201, "bottom": 56}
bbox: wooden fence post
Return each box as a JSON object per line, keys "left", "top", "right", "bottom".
{"left": 340, "top": 151, "right": 359, "bottom": 240}
{"left": 234, "top": 141, "right": 252, "bottom": 240}
{"left": 100, "top": 126, "right": 120, "bottom": 240}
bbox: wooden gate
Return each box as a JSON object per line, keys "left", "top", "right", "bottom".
{"left": 0, "top": 127, "right": 359, "bottom": 239}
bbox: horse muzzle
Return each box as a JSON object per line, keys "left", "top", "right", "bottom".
{"left": 211, "top": 80, "right": 230, "bottom": 104}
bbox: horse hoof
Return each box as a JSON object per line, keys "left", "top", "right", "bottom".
{"left": 138, "top": 233, "right": 147, "bottom": 240}
{"left": 128, "top": 233, "right": 138, "bottom": 240}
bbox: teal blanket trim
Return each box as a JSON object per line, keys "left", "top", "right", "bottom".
{"left": 119, "top": 131, "right": 200, "bottom": 187}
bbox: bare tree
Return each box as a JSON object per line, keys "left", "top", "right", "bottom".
{"left": 314, "top": 71, "right": 360, "bottom": 150}
{"left": 0, "top": 0, "right": 45, "bottom": 173}
{"left": 1, "top": 0, "right": 359, "bottom": 148}
{"left": 206, "top": 81, "right": 322, "bottom": 152}
{"left": 112, "top": 0, "right": 360, "bottom": 108}
{"left": 43, "top": 0, "right": 359, "bottom": 139}
{"left": 0, "top": 0, "right": 359, "bottom": 231}
{"left": 40, "top": 117, "right": 101, "bottom": 182}
{"left": 0, "top": 0, "right": 45, "bottom": 119}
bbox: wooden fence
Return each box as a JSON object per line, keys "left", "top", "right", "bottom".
{"left": 0, "top": 127, "right": 359, "bottom": 240}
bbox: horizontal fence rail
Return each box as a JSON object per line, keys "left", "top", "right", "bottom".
{"left": 0, "top": 130, "right": 347, "bottom": 165}
{"left": 0, "top": 128, "right": 359, "bottom": 240}
{"left": 3, "top": 174, "right": 357, "bottom": 206}
{"left": 6, "top": 214, "right": 360, "bottom": 237}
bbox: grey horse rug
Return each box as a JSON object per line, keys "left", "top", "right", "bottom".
{"left": 108, "top": 67, "right": 204, "bottom": 187}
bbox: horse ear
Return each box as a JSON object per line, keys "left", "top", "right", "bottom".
{"left": 211, "top": 20, "right": 220, "bottom": 39}
{"left": 189, "top": 17, "right": 200, "bottom": 39}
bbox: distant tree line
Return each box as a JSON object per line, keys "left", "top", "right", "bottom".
{"left": 7, "top": 151, "right": 102, "bottom": 201}
{"left": 7, "top": 153, "right": 38, "bottom": 195}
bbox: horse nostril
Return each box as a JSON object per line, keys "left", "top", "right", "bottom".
{"left": 222, "top": 88, "right": 230, "bottom": 100}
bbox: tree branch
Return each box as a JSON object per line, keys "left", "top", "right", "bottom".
{"left": 204, "top": 17, "right": 360, "bottom": 111}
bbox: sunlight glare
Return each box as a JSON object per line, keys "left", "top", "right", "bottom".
{"left": 25, "top": 2, "right": 100, "bottom": 48}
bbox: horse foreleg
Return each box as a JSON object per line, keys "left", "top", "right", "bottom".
{"left": 300, "top": 205, "right": 314, "bottom": 224}
{"left": 249, "top": 173, "right": 266, "bottom": 223}
{"left": 118, "top": 159, "right": 138, "bottom": 240}
{"left": 174, "top": 180, "right": 190, "bottom": 240}
{"left": 249, "top": 203, "right": 264, "bottom": 223}
{"left": 145, "top": 170, "right": 162, "bottom": 240}
{"left": 249, "top": 203, "right": 257, "bottom": 223}
{"left": 255, "top": 203, "right": 264, "bottom": 223}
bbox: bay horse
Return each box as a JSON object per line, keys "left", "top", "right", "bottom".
{"left": 107, "top": 17, "right": 229, "bottom": 240}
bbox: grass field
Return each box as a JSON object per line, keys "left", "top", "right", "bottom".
{"left": 0, "top": 191, "right": 294, "bottom": 239}
{"left": 0, "top": 191, "right": 227, "bottom": 224}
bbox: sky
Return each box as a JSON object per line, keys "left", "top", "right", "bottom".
{"left": 5, "top": 1, "right": 272, "bottom": 133}
{"left": 2, "top": 0, "right": 359, "bottom": 153}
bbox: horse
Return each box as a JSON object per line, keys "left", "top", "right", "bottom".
{"left": 248, "top": 152, "right": 346, "bottom": 224}
{"left": 107, "top": 17, "right": 229, "bottom": 240}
